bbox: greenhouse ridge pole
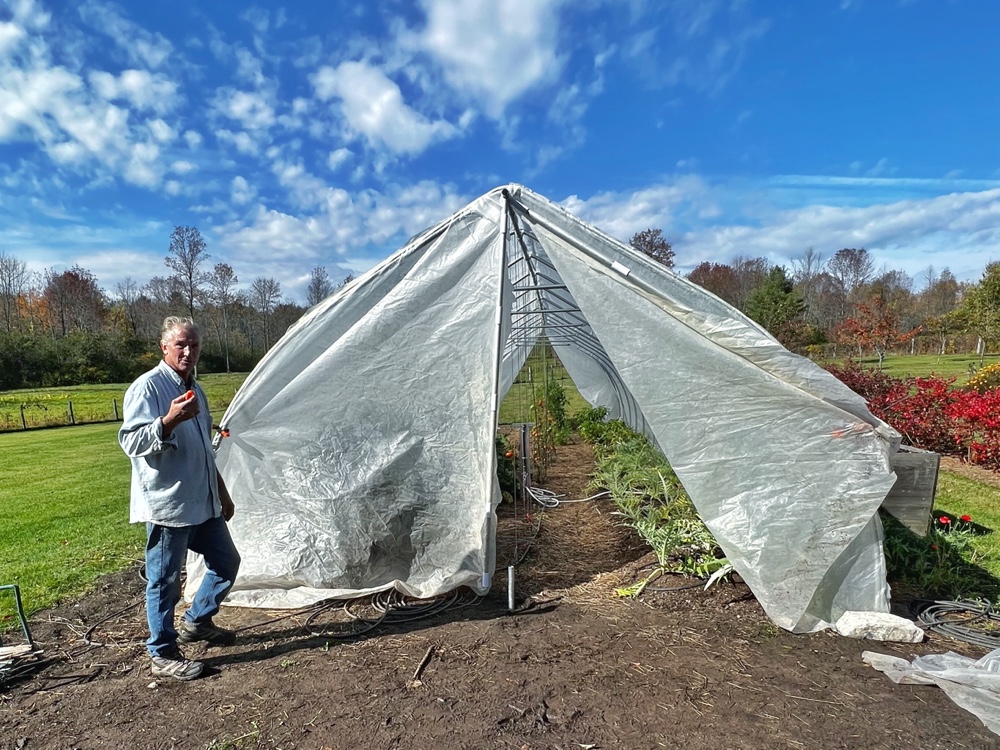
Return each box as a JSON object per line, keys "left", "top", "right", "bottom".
{"left": 483, "top": 191, "right": 514, "bottom": 594}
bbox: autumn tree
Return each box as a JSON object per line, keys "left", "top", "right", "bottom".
{"left": 687, "top": 262, "right": 740, "bottom": 307}
{"left": 43, "top": 266, "right": 105, "bottom": 336}
{"left": 838, "top": 294, "right": 920, "bottom": 369}
{"left": 166, "top": 226, "right": 211, "bottom": 318}
{"left": 307, "top": 266, "right": 335, "bottom": 306}
{"left": 629, "top": 228, "right": 675, "bottom": 268}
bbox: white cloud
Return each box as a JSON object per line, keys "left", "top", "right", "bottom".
{"left": 563, "top": 177, "right": 716, "bottom": 242}
{"left": 272, "top": 159, "right": 328, "bottom": 208}
{"left": 216, "top": 128, "right": 261, "bottom": 155}
{"left": 77, "top": 0, "right": 172, "bottom": 69}
{"left": 8, "top": 0, "right": 51, "bottom": 30}
{"left": 214, "top": 88, "right": 275, "bottom": 130}
{"left": 234, "top": 47, "right": 265, "bottom": 87}
{"left": 122, "top": 141, "right": 161, "bottom": 186}
{"left": 230, "top": 175, "right": 255, "bottom": 205}
{"left": 89, "top": 69, "right": 179, "bottom": 114}
{"left": 147, "top": 118, "right": 176, "bottom": 143}
{"left": 406, "top": 0, "right": 566, "bottom": 118}
{"left": 0, "top": 20, "right": 26, "bottom": 54}
{"left": 213, "top": 181, "right": 468, "bottom": 297}
{"left": 312, "top": 61, "right": 459, "bottom": 155}
{"left": 327, "top": 147, "right": 351, "bottom": 171}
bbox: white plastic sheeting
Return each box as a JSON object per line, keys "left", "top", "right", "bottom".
{"left": 863, "top": 649, "right": 1000, "bottom": 735}
{"left": 190, "top": 184, "right": 901, "bottom": 633}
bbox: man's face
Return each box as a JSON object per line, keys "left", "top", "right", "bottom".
{"left": 161, "top": 327, "right": 201, "bottom": 379}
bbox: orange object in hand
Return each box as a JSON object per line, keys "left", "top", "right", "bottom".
{"left": 185, "top": 390, "right": 195, "bottom": 400}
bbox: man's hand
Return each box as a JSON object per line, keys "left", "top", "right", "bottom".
{"left": 162, "top": 391, "right": 199, "bottom": 437}
{"left": 221, "top": 494, "right": 235, "bottom": 522}
{"left": 218, "top": 474, "right": 235, "bottom": 521}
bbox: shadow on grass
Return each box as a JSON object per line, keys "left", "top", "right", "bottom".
{"left": 882, "top": 511, "right": 1000, "bottom": 610}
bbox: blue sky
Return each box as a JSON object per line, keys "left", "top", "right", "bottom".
{"left": 2, "top": 0, "right": 999, "bottom": 303}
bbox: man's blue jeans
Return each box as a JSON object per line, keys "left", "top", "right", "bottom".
{"left": 144, "top": 515, "right": 241, "bottom": 658}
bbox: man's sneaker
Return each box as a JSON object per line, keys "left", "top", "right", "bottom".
{"left": 150, "top": 647, "right": 203, "bottom": 681}
{"left": 177, "top": 618, "right": 237, "bottom": 646}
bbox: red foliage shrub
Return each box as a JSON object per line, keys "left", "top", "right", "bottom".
{"left": 826, "top": 362, "right": 1000, "bottom": 469}
{"left": 825, "top": 363, "right": 958, "bottom": 455}
{"left": 946, "top": 388, "right": 1000, "bottom": 470}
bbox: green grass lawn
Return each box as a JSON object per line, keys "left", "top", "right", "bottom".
{"left": 825, "top": 353, "right": 1000, "bottom": 385}
{"left": 0, "top": 423, "right": 142, "bottom": 626}
{"left": 933, "top": 471, "right": 1000, "bottom": 565}
{"left": 0, "top": 372, "right": 248, "bottom": 432}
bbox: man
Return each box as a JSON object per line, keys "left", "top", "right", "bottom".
{"left": 119, "top": 316, "right": 241, "bottom": 681}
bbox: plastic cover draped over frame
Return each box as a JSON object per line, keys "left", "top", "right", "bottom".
{"left": 189, "top": 192, "right": 507, "bottom": 608}
{"left": 190, "top": 183, "right": 901, "bottom": 633}
{"left": 512, "top": 188, "right": 899, "bottom": 631}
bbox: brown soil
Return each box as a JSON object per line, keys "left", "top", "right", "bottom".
{"left": 940, "top": 454, "right": 1000, "bottom": 488}
{"left": 2, "top": 442, "right": 998, "bottom": 749}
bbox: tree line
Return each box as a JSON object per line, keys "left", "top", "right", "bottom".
{"left": 0, "top": 223, "right": 995, "bottom": 390}
{"left": 0, "top": 226, "right": 351, "bottom": 390}
{"left": 627, "top": 228, "right": 991, "bottom": 366}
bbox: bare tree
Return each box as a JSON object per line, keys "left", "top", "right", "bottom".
{"left": 629, "top": 228, "right": 675, "bottom": 268}
{"left": 791, "top": 248, "right": 824, "bottom": 328}
{"left": 307, "top": 266, "right": 335, "bottom": 306}
{"left": 114, "top": 277, "right": 141, "bottom": 335}
{"left": 827, "top": 248, "right": 875, "bottom": 297}
{"left": 249, "top": 276, "right": 281, "bottom": 350}
{"left": 166, "top": 226, "right": 211, "bottom": 317}
{"left": 730, "top": 256, "right": 770, "bottom": 312}
{"left": 0, "top": 251, "right": 30, "bottom": 332}
{"left": 208, "top": 263, "right": 239, "bottom": 372}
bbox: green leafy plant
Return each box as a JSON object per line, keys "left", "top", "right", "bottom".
{"left": 495, "top": 434, "right": 518, "bottom": 497}
{"left": 881, "top": 511, "right": 999, "bottom": 602}
{"left": 580, "top": 417, "right": 725, "bottom": 591}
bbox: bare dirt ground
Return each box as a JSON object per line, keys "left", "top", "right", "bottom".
{"left": 2, "top": 443, "right": 998, "bottom": 749}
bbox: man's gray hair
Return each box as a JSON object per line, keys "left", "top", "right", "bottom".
{"left": 161, "top": 316, "right": 201, "bottom": 344}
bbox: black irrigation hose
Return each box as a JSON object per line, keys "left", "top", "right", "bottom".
{"left": 630, "top": 565, "right": 711, "bottom": 593}
{"left": 909, "top": 599, "right": 1000, "bottom": 650}
{"left": 304, "top": 589, "right": 484, "bottom": 639}
{"left": 79, "top": 564, "right": 488, "bottom": 645}
{"left": 82, "top": 600, "right": 144, "bottom": 647}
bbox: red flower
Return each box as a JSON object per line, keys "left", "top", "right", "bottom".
{"left": 938, "top": 516, "right": 951, "bottom": 525}
{"left": 961, "top": 514, "right": 973, "bottom": 522}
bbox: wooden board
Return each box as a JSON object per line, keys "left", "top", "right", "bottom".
{"left": 881, "top": 445, "right": 940, "bottom": 537}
